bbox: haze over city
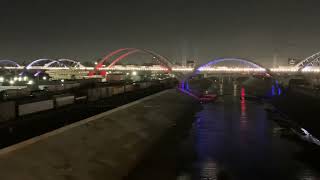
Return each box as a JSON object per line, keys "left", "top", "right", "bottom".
{"left": 1, "top": 0, "right": 320, "bottom": 67}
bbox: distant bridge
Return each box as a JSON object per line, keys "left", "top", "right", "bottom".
{"left": 2, "top": 49, "right": 320, "bottom": 74}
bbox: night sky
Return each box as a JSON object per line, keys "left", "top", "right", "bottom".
{"left": 0, "top": 0, "right": 320, "bottom": 67}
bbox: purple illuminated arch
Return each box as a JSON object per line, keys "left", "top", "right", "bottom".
{"left": 26, "top": 59, "right": 66, "bottom": 69}
{"left": 26, "top": 59, "right": 55, "bottom": 69}
{"left": 179, "top": 57, "right": 268, "bottom": 93}
{"left": 195, "top": 58, "right": 266, "bottom": 72}
{"left": 44, "top": 59, "right": 80, "bottom": 68}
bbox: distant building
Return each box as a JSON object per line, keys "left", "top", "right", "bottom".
{"left": 288, "top": 58, "right": 299, "bottom": 66}
{"left": 186, "top": 60, "right": 196, "bottom": 67}
{"left": 142, "top": 62, "right": 156, "bottom": 66}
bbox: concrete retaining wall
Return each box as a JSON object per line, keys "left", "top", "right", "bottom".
{"left": 18, "top": 100, "right": 54, "bottom": 116}
{"left": 0, "top": 89, "right": 198, "bottom": 180}
{"left": 55, "top": 95, "right": 75, "bottom": 107}
{"left": 87, "top": 88, "right": 101, "bottom": 101}
{"left": 125, "top": 84, "right": 134, "bottom": 92}
{"left": 0, "top": 101, "right": 16, "bottom": 122}
{"left": 99, "top": 87, "right": 111, "bottom": 98}
{"left": 111, "top": 86, "right": 125, "bottom": 95}
{"left": 75, "top": 96, "right": 87, "bottom": 103}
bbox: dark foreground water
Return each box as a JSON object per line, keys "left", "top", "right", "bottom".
{"left": 126, "top": 85, "right": 320, "bottom": 180}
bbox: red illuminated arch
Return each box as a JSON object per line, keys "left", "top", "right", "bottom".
{"left": 90, "top": 48, "right": 175, "bottom": 76}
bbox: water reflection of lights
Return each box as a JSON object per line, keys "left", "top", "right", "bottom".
{"left": 271, "top": 80, "right": 282, "bottom": 97}
{"left": 298, "top": 168, "right": 318, "bottom": 180}
{"left": 241, "top": 87, "right": 245, "bottom": 100}
{"left": 219, "top": 83, "right": 223, "bottom": 95}
{"left": 240, "top": 88, "right": 247, "bottom": 130}
{"left": 233, "top": 83, "right": 237, "bottom": 96}
{"left": 297, "top": 128, "right": 320, "bottom": 146}
{"left": 200, "top": 159, "right": 218, "bottom": 180}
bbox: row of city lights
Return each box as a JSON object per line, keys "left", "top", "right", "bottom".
{"left": 0, "top": 76, "right": 50, "bottom": 85}
{"left": 270, "top": 67, "right": 320, "bottom": 73}
{"left": 102, "top": 66, "right": 319, "bottom": 73}
{"left": 0, "top": 76, "right": 29, "bottom": 84}
{"left": 3, "top": 65, "right": 320, "bottom": 73}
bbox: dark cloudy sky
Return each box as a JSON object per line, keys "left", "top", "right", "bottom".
{"left": 0, "top": 0, "right": 319, "bottom": 67}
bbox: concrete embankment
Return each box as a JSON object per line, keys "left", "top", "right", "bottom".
{"left": 272, "top": 89, "right": 320, "bottom": 139}
{"left": 0, "top": 89, "right": 199, "bottom": 180}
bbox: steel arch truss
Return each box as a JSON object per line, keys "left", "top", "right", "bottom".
{"left": 295, "top": 52, "right": 320, "bottom": 71}
{"left": 26, "top": 59, "right": 62, "bottom": 69}
{"left": 45, "top": 59, "right": 84, "bottom": 68}
{"left": 25, "top": 58, "right": 84, "bottom": 69}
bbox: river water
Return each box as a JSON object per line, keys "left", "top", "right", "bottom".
{"left": 127, "top": 83, "right": 320, "bottom": 180}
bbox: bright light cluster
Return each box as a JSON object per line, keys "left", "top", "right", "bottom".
{"left": 271, "top": 67, "right": 320, "bottom": 73}
{"left": 2, "top": 66, "right": 24, "bottom": 70}
{"left": 27, "top": 66, "right": 71, "bottom": 70}
{"left": 301, "top": 67, "right": 320, "bottom": 73}
{"left": 79, "top": 67, "right": 94, "bottom": 70}
{"left": 172, "top": 67, "right": 194, "bottom": 72}
{"left": 0, "top": 76, "right": 29, "bottom": 85}
{"left": 4, "top": 64, "right": 320, "bottom": 74}
{"left": 99, "top": 65, "right": 169, "bottom": 71}
{"left": 2, "top": 66, "right": 94, "bottom": 70}
{"left": 270, "top": 67, "right": 299, "bottom": 72}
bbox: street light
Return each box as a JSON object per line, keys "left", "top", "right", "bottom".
{"left": 132, "top": 71, "right": 137, "bottom": 76}
{"left": 27, "top": 80, "right": 34, "bottom": 85}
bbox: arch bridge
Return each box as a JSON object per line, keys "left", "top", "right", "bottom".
{"left": 295, "top": 52, "right": 320, "bottom": 72}
{"left": 90, "top": 48, "right": 184, "bottom": 79}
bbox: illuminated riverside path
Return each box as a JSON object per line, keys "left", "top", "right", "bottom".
{"left": 126, "top": 80, "right": 320, "bottom": 180}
